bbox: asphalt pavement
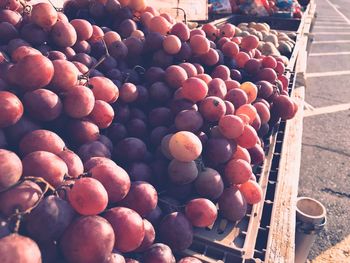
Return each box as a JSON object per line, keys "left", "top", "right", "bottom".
{"left": 298, "top": 0, "right": 350, "bottom": 260}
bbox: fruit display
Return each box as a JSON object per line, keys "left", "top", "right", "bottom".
{"left": 0, "top": 0, "right": 299, "bottom": 262}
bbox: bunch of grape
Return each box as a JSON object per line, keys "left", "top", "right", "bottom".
{"left": 0, "top": 0, "right": 298, "bottom": 262}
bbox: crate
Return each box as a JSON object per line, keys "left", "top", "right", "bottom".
{"left": 182, "top": 72, "right": 297, "bottom": 263}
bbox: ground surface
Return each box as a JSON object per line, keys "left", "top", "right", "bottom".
{"left": 298, "top": 0, "right": 350, "bottom": 261}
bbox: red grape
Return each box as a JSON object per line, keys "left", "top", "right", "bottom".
{"left": 185, "top": 198, "right": 217, "bottom": 227}
{"left": 218, "top": 186, "right": 247, "bottom": 221}
{"left": 0, "top": 149, "right": 22, "bottom": 191}
{"left": 199, "top": 96, "right": 226, "bottom": 122}
{"left": 195, "top": 168, "right": 224, "bottom": 200}
{"left": 0, "top": 91, "right": 23, "bottom": 128}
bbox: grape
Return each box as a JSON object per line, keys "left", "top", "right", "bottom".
{"left": 109, "top": 40, "right": 128, "bottom": 60}
{"left": 11, "top": 46, "right": 41, "bottom": 63}
{"left": 272, "top": 95, "right": 296, "bottom": 120}
{"left": 0, "top": 91, "right": 23, "bottom": 128}
{"left": 278, "top": 75, "right": 289, "bottom": 92}
{"left": 148, "top": 107, "right": 173, "bottom": 127}
{"left": 22, "top": 151, "right": 67, "bottom": 187}
{"left": 224, "top": 100, "right": 235, "bottom": 115}
{"left": 0, "top": 10, "right": 21, "bottom": 26}
{"left": 222, "top": 41, "right": 239, "bottom": 58}
{"left": 199, "top": 96, "right": 226, "bottom": 122}
{"left": 168, "top": 159, "right": 198, "bottom": 185}
{"left": 10, "top": 54, "right": 54, "bottom": 91}
{"left": 0, "top": 149, "right": 21, "bottom": 191}
{"left": 231, "top": 145, "right": 251, "bottom": 163}
{"left": 115, "top": 137, "right": 147, "bottom": 162}
{"left": 236, "top": 125, "right": 258, "bottom": 149}
{"left": 160, "top": 13, "right": 174, "bottom": 24}
{"left": 0, "top": 180, "right": 42, "bottom": 216}
{"left": 190, "top": 34, "right": 210, "bottom": 55}
{"left": 124, "top": 36, "right": 143, "bottom": 57}
{"left": 89, "top": 76, "right": 119, "bottom": 103}
{"left": 88, "top": 100, "right": 114, "bottom": 129}
{"left": 236, "top": 104, "right": 257, "bottom": 123}
{"left": 190, "top": 29, "right": 205, "bottom": 37}
{"left": 218, "top": 115, "right": 244, "bottom": 139}
{"left": 61, "top": 216, "right": 115, "bottom": 263}
{"left": 145, "top": 67, "right": 165, "bottom": 84}
{"left": 68, "top": 177, "right": 108, "bottom": 215}
{"left": 257, "top": 68, "right": 277, "bottom": 83}
{"left": 163, "top": 35, "right": 181, "bottom": 55}
{"left": 211, "top": 65, "right": 230, "bottom": 80}
{"left": 50, "top": 20, "right": 77, "bottom": 47}
{"left": 78, "top": 141, "right": 111, "bottom": 161}
{"left": 275, "top": 61, "right": 285, "bottom": 76}
{"left": 169, "top": 131, "right": 202, "bottom": 162}
{"left": 31, "top": 3, "right": 58, "bottom": 29}
{"left": 103, "top": 207, "right": 145, "bottom": 252}
{"left": 72, "top": 53, "right": 94, "bottom": 67}
{"left": 63, "top": 85, "right": 95, "bottom": 118}
{"left": 248, "top": 144, "right": 264, "bottom": 165}
{"left": 68, "top": 119, "right": 100, "bottom": 145}
{"left": 182, "top": 77, "right": 208, "bottom": 102}
{"left": 20, "top": 23, "right": 48, "bottom": 46}
{"left": 262, "top": 55, "right": 277, "bottom": 69}
{"left": 220, "top": 24, "right": 235, "bottom": 38}
{"left": 152, "top": 49, "right": 174, "bottom": 68}
{"left": 256, "top": 80, "right": 273, "bottom": 99}
{"left": 195, "top": 168, "right": 224, "bottom": 200}
{"left": 149, "top": 16, "right": 171, "bottom": 35}
{"left": 0, "top": 234, "right": 42, "bottom": 263}
{"left": 239, "top": 180, "right": 263, "bottom": 204}
{"left": 84, "top": 157, "right": 117, "bottom": 171}
{"left": 224, "top": 159, "right": 252, "bottom": 185}
{"left": 185, "top": 198, "right": 217, "bottom": 227}
{"left": 175, "top": 41, "right": 192, "bottom": 61}
{"left": 224, "top": 80, "right": 239, "bottom": 91}
{"left": 135, "top": 219, "right": 156, "bottom": 252}
{"left": 200, "top": 48, "right": 219, "bottom": 66}
{"left": 253, "top": 101, "right": 270, "bottom": 124}
{"left": 235, "top": 52, "right": 250, "bottom": 68}
{"left": 195, "top": 73, "right": 212, "bottom": 84}
{"left": 208, "top": 78, "right": 227, "bottom": 99}
{"left": 170, "top": 22, "right": 190, "bottom": 41}
{"left": 202, "top": 23, "right": 218, "bottom": 41}
{"left": 146, "top": 206, "right": 163, "bottom": 227}
{"left": 23, "top": 89, "right": 62, "bottom": 121}
{"left": 126, "top": 118, "right": 147, "bottom": 138}
{"left": 25, "top": 195, "right": 76, "bottom": 242}
{"left": 104, "top": 252, "right": 126, "bottom": 263}
{"left": 50, "top": 59, "right": 80, "bottom": 92}
{"left": 90, "top": 163, "right": 130, "bottom": 203}
{"left": 119, "top": 181, "right": 157, "bottom": 217}
{"left": 119, "top": 83, "right": 138, "bottom": 103}
{"left": 117, "top": 19, "right": 136, "bottom": 39}
{"left": 178, "top": 257, "right": 202, "bottom": 263}
{"left": 218, "top": 186, "right": 247, "bottom": 221}
{"left": 90, "top": 25, "right": 105, "bottom": 42}
{"left": 204, "top": 138, "right": 234, "bottom": 166}
{"left": 131, "top": 30, "right": 145, "bottom": 40}
{"left": 159, "top": 212, "right": 193, "bottom": 251}
{"left": 241, "top": 35, "right": 259, "bottom": 50}
{"left": 4, "top": 115, "right": 40, "bottom": 145}
{"left": 57, "top": 149, "right": 84, "bottom": 178}
{"left": 149, "top": 82, "right": 171, "bottom": 104}
{"left": 73, "top": 40, "right": 91, "bottom": 54}
{"left": 126, "top": 259, "right": 140, "bottom": 263}
{"left": 230, "top": 69, "right": 242, "bottom": 81}
{"left": 164, "top": 65, "right": 187, "bottom": 89}
{"left": 175, "top": 110, "right": 203, "bottom": 133}
{"left": 244, "top": 58, "right": 261, "bottom": 75}
{"left": 143, "top": 243, "right": 175, "bottom": 263}
{"left": 0, "top": 22, "right": 18, "bottom": 44}
{"left": 160, "top": 134, "right": 173, "bottom": 159}
{"left": 127, "top": 162, "right": 152, "bottom": 183}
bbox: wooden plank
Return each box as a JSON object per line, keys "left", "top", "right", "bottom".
{"left": 149, "top": 0, "right": 208, "bottom": 21}
{"left": 265, "top": 86, "right": 305, "bottom": 263}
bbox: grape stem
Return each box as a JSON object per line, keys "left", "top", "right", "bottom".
{"left": 6, "top": 177, "right": 55, "bottom": 229}
{"left": 172, "top": 7, "right": 187, "bottom": 25}
{"left": 79, "top": 38, "right": 109, "bottom": 85}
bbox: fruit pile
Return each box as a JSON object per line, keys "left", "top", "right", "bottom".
{"left": 0, "top": 0, "right": 298, "bottom": 262}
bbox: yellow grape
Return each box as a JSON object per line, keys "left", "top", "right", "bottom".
{"left": 169, "top": 131, "right": 202, "bottom": 162}
{"left": 235, "top": 104, "right": 257, "bottom": 124}
{"left": 239, "top": 82, "right": 257, "bottom": 103}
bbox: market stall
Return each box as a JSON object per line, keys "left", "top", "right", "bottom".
{"left": 0, "top": 0, "right": 316, "bottom": 262}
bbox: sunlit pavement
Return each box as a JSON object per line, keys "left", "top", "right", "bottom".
{"left": 299, "top": 0, "right": 350, "bottom": 261}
